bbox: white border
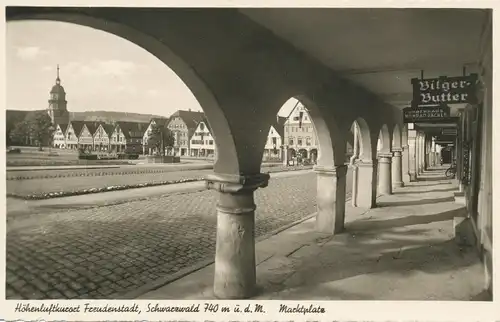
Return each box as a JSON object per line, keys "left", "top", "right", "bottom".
{"left": 1, "top": 1, "right": 498, "bottom": 321}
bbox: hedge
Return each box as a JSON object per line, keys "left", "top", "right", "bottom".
{"left": 7, "top": 165, "right": 313, "bottom": 200}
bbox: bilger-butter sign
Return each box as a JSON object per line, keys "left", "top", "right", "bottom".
{"left": 412, "top": 74, "right": 478, "bottom": 107}
{"left": 403, "top": 106, "right": 450, "bottom": 123}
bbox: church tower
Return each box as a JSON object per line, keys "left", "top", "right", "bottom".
{"left": 47, "top": 65, "right": 69, "bottom": 125}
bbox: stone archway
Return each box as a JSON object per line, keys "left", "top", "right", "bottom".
{"left": 284, "top": 95, "right": 346, "bottom": 235}
{"left": 348, "top": 117, "right": 376, "bottom": 209}
{"left": 6, "top": 12, "right": 273, "bottom": 300}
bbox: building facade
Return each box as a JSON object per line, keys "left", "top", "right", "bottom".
{"left": 283, "top": 102, "right": 319, "bottom": 164}
{"left": 65, "top": 121, "right": 85, "bottom": 150}
{"left": 116, "top": 121, "right": 148, "bottom": 154}
{"left": 167, "top": 110, "right": 205, "bottom": 156}
{"left": 263, "top": 121, "right": 284, "bottom": 161}
{"left": 93, "top": 123, "right": 113, "bottom": 151}
{"left": 189, "top": 119, "right": 216, "bottom": 158}
{"left": 110, "top": 124, "right": 126, "bottom": 152}
{"left": 78, "top": 123, "right": 98, "bottom": 151}
{"left": 52, "top": 124, "right": 68, "bottom": 149}
{"left": 142, "top": 117, "right": 169, "bottom": 155}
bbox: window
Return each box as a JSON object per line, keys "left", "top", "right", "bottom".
{"left": 288, "top": 138, "right": 294, "bottom": 145}
{"left": 297, "top": 137, "right": 302, "bottom": 146}
{"left": 306, "top": 137, "right": 311, "bottom": 146}
{"left": 209, "top": 140, "right": 214, "bottom": 145}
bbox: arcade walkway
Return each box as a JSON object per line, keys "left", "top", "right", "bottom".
{"left": 140, "top": 166, "right": 488, "bottom": 300}
{"left": 7, "top": 7, "right": 492, "bottom": 300}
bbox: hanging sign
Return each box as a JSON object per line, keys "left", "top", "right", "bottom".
{"left": 441, "top": 128, "right": 458, "bottom": 136}
{"left": 462, "top": 141, "right": 471, "bottom": 185}
{"left": 411, "top": 74, "right": 477, "bottom": 107}
{"left": 402, "top": 105, "right": 450, "bottom": 123}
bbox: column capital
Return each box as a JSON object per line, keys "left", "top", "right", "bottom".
{"left": 313, "top": 164, "right": 348, "bottom": 177}
{"left": 205, "top": 172, "right": 270, "bottom": 194}
{"left": 392, "top": 147, "right": 403, "bottom": 153}
{"left": 392, "top": 151, "right": 403, "bottom": 158}
{"left": 378, "top": 152, "right": 393, "bottom": 159}
{"left": 356, "top": 158, "right": 378, "bottom": 168}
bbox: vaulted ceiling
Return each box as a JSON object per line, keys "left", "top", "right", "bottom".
{"left": 240, "top": 8, "right": 489, "bottom": 109}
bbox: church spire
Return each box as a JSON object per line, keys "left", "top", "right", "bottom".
{"left": 56, "top": 64, "right": 61, "bottom": 85}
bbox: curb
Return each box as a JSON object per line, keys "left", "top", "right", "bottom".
{"left": 6, "top": 165, "right": 215, "bottom": 181}
{"left": 6, "top": 164, "right": 312, "bottom": 181}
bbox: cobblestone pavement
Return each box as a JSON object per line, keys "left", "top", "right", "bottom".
{"left": 6, "top": 171, "right": 353, "bottom": 299}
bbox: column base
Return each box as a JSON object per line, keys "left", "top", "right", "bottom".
{"left": 393, "top": 181, "right": 404, "bottom": 188}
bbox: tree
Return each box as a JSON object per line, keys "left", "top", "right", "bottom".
{"left": 147, "top": 123, "right": 175, "bottom": 156}
{"left": 24, "top": 111, "right": 55, "bottom": 151}
{"left": 9, "top": 120, "right": 30, "bottom": 146}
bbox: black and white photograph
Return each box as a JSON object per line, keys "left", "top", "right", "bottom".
{"left": 3, "top": 4, "right": 494, "bottom": 312}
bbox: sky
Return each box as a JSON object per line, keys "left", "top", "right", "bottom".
{"left": 6, "top": 20, "right": 297, "bottom": 118}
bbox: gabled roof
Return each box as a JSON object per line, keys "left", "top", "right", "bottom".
{"left": 151, "top": 117, "right": 169, "bottom": 127}
{"left": 83, "top": 121, "right": 103, "bottom": 136}
{"left": 68, "top": 121, "right": 86, "bottom": 137}
{"left": 169, "top": 110, "right": 205, "bottom": 131}
{"left": 116, "top": 121, "right": 149, "bottom": 139}
{"left": 271, "top": 115, "right": 286, "bottom": 138}
{"left": 58, "top": 123, "right": 69, "bottom": 134}
{"left": 102, "top": 124, "right": 116, "bottom": 137}
{"left": 197, "top": 118, "right": 212, "bottom": 134}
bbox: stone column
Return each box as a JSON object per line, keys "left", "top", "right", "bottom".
{"left": 418, "top": 134, "right": 425, "bottom": 174}
{"left": 314, "top": 165, "right": 348, "bottom": 234}
{"left": 402, "top": 145, "right": 410, "bottom": 183}
{"left": 415, "top": 134, "right": 420, "bottom": 175}
{"left": 354, "top": 159, "right": 378, "bottom": 208}
{"left": 421, "top": 134, "right": 427, "bottom": 171}
{"left": 205, "top": 172, "right": 270, "bottom": 299}
{"left": 408, "top": 130, "right": 417, "bottom": 181}
{"left": 431, "top": 137, "right": 437, "bottom": 167}
{"left": 378, "top": 153, "right": 393, "bottom": 195}
{"left": 392, "top": 148, "right": 404, "bottom": 187}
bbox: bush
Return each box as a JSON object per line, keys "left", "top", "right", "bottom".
{"left": 78, "top": 154, "right": 98, "bottom": 160}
